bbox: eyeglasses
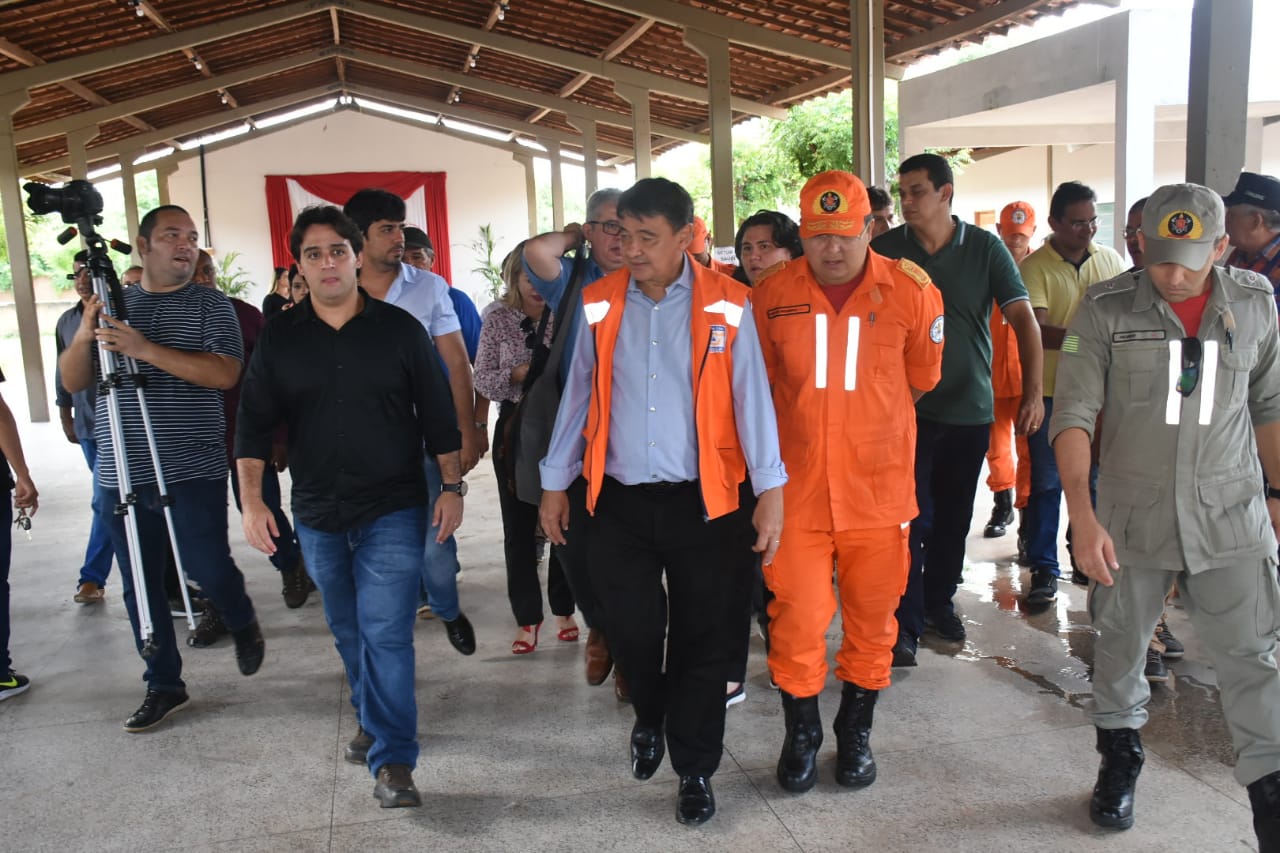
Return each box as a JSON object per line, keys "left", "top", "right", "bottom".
{"left": 1122, "top": 227, "right": 1140, "bottom": 239}
{"left": 585, "top": 220, "right": 623, "bottom": 236}
{"left": 1067, "top": 217, "right": 1099, "bottom": 231}
{"left": 1177, "top": 336, "right": 1201, "bottom": 397}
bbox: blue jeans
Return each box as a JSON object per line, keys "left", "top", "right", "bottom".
{"left": 418, "top": 456, "right": 460, "bottom": 620}
{"left": 229, "top": 462, "right": 300, "bottom": 573}
{"left": 95, "top": 476, "right": 256, "bottom": 692}
{"left": 1025, "top": 397, "right": 1096, "bottom": 576}
{"left": 296, "top": 506, "right": 425, "bottom": 775}
{"left": 895, "top": 416, "right": 991, "bottom": 641}
{"left": 77, "top": 439, "right": 114, "bottom": 587}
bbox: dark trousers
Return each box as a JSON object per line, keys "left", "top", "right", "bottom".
{"left": 494, "top": 404, "right": 574, "bottom": 626}
{"left": 896, "top": 416, "right": 990, "bottom": 641}
{"left": 553, "top": 476, "right": 601, "bottom": 629}
{"left": 95, "top": 476, "right": 256, "bottom": 692}
{"left": 0, "top": 496, "right": 11, "bottom": 673}
{"left": 589, "top": 477, "right": 754, "bottom": 777}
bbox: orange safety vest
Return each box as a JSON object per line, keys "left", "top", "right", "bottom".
{"left": 581, "top": 263, "right": 749, "bottom": 519}
{"left": 989, "top": 299, "right": 1023, "bottom": 399}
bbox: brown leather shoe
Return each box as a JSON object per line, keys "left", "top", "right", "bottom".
{"left": 373, "top": 763, "right": 421, "bottom": 808}
{"left": 614, "top": 669, "right": 631, "bottom": 704}
{"left": 584, "top": 627, "right": 613, "bottom": 686}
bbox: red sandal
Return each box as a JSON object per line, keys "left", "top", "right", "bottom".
{"left": 512, "top": 623, "right": 541, "bottom": 655}
{"left": 557, "top": 623, "right": 580, "bottom": 642}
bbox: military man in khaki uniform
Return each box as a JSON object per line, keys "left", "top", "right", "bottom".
{"left": 1051, "top": 183, "right": 1280, "bottom": 850}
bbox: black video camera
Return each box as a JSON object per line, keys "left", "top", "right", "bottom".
{"left": 23, "top": 179, "right": 104, "bottom": 225}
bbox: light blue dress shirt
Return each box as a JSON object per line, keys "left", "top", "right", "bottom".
{"left": 522, "top": 254, "right": 605, "bottom": 381}
{"left": 540, "top": 257, "right": 786, "bottom": 498}
{"left": 387, "top": 262, "right": 461, "bottom": 338}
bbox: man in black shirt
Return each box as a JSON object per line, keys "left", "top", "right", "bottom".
{"left": 235, "top": 206, "right": 462, "bottom": 809}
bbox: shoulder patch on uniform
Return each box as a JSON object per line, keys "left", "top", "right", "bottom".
{"left": 1062, "top": 334, "right": 1081, "bottom": 354}
{"left": 929, "top": 315, "right": 944, "bottom": 344}
{"left": 1085, "top": 271, "right": 1139, "bottom": 301}
{"left": 896, "top": 258, "right": 931, "bottom": 288}
{"left": 1232, "top": 267, "right": 1275, "bottom": 295}
{"left": 755, "top": 260, "right": 787, "bottom": 283}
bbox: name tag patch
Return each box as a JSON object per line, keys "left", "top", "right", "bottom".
{"left": 709, "top": 325, "right": 727, "bottom": 353}
{"left": 1113, "top": 330, "right": 1167, "bottom": 343}
{"left": 767, "top": 304, "right": 811, "bottom": 319}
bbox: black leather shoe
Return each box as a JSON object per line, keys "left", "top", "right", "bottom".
{"left": 443, "top": 613, "right": 476, "bottom": 655}
{"left": 345, "top": 725, "right": 373, "bottom": 765}
{"left": 372, "top": 763, "right": 422, "bottom": 808}
{"left": 676, "top": 775, "right": 715, "bottom": 825}
{"left": 631, "top": 723, "right": 665, "bottom": 780}
{"left": 891, "top": 632, "right": 917, "bottom": 668}
{"left": 123, "top": 688, "right": 190, "bottom": 733}
{"left": 1090, "top": 727, "right": 1143, "bottom": 829}
{"left": 232, "top": 619, "right": 265, "bottom": 676}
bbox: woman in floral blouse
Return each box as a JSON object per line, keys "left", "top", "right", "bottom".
{"left": 474, "top": 244, "right": 578, "bottom": 655}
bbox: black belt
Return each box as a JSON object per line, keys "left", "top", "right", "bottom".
{"left": 635, "top": 479, "right": 698, "bottom": 496}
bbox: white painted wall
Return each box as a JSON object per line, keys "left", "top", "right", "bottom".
{"left": 167, "top": 109, "right": 531, "bottom": 307}
{"left": 950, "top": 133, "right": 1280, "bottom": 254}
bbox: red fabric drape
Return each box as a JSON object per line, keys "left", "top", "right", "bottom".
{"left": 265, "top": 171, "right": 452, "bottom": 283}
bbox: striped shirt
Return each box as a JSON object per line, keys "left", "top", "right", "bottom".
{"left": 94, "top": 283, "right": 244, "bottom": 487}
{"left": 1227, "top": 231, "right": 1280, "bottom": 310}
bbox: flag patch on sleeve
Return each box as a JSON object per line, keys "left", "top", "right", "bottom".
{"left": 1062, "top": 334, "right": 1080, "bottom": 354}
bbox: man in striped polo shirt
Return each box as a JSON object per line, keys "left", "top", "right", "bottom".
{"left": 59, "top": 205, "right": 264, "bottom": 733}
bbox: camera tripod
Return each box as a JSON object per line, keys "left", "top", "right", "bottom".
{"left": 28, "top": 180, "right": 198, "bottom": 657}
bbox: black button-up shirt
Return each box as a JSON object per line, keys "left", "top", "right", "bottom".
{"left": 235, "top": 290, "right": 461, "bottom": 532}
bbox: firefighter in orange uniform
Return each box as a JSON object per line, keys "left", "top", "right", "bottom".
{"left": 752, "top": 171, "right": 945, "bottom": 794}
{"left": 983, "top": 202, "right": 1036, "bottom": 540}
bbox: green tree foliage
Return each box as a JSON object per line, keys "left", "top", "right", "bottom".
{"left": 0, "top": 172, "right": 159, "bottom": 293}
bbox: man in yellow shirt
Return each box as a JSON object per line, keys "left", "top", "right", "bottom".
{"left": 1022, "top": 181, "right": 1126, "bottom": 605}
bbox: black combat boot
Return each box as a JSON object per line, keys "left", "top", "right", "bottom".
{"left": 983, "top": 489, "right": 1015, "bottom": 538}
{"left": 776, "top": 691, "right": 823, "bottom": 793}
{"left": 1247, "top": 769, "right": 1280, "bottom": 853}
{"left": 832, "top": 681, "right": 878, "bottom": 787}
{"left": 1090, "top": 727, "right": 1144, "bottom": 829}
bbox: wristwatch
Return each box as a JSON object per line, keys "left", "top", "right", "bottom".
{"left": 441, "top": 481, "right": 468, "bottom": 497}
{"left": 1267, "top": 486, "right": 1280, "bottom": 500}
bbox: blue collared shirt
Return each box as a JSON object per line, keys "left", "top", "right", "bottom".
{"left": 540, "top": 257, "right": 787, "bottom": 497}
{"left": 387, "top": 263, "right": 461, "bottom": 339}
{"left": 522, "top": 253, "right": 605, "bottom": 381}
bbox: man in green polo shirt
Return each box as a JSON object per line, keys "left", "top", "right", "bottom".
{"left": 872, "top": 153, "right": 1045, "bottom": 667}
{"left": 1022, "top": 181, "right": 1126, "bottom": 607}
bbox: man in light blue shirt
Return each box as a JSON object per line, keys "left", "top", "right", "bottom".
{"left": 522, "top": 187, "right": 627, "bottom": 690}
{"left": 539, "top": 177, "right": 785, "bottom": 827}
{"left": 344, "top": 189, "right": 476, "bottom": 657}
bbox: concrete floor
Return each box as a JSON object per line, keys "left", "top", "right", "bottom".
{"left": 0, "top": 363, "right": 1261, "bottom": 851}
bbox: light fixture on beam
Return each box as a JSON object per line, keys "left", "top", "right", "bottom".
{"left": 496, "top": 1, "right": 508, "bottom": 22}
{"left": 193, "top": 57, "right": 202, "bottom": 71}
{"left": 219, "top": 92, "right": 228, "bottom": 105}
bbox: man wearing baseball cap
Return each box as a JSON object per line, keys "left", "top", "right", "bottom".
{"left": 1050, "top": 182, "right": 1280, "bottom": 847}
{"left": 752, "top": 170, "right": 944, "bottom": 793}
{"left": 1224, "top": 172, "right": 1280, "bottom": 309}
{"left": 982, "top": 202, "right": 1037, "bottom": 541}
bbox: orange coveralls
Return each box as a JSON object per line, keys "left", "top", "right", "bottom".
{"left": 752, "top": 252, "right": 944, "bottom": 696}
{"left": 987, "top": 302, "right": 1030, "bottom": 507}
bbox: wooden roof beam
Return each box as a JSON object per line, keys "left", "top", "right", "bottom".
{"left": 527, "top": 17, "right": 653, "bottom": 123}
{"left": 886, "top": 0, "right": 1048, "bottom": 59}
{"left": 15, "top": 49, "right": 333, "bottom": 145}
